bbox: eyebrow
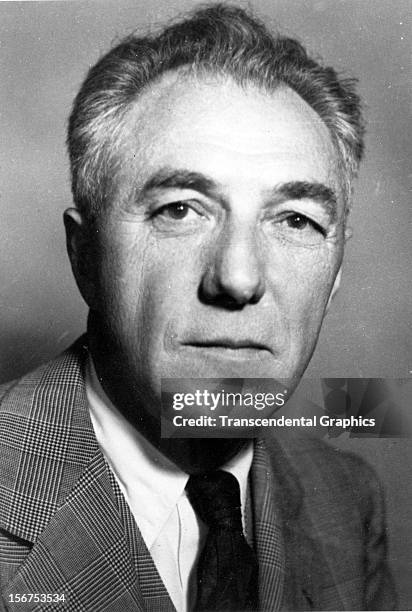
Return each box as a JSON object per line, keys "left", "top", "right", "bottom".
{"left": 140, "top": 168, "right": 338, "bottom": 220}
{"left": 274, "top": 181, "right": 338, "bottom": 222}
{"left": 142, "top": 169, "right": 218, "bottom": 198}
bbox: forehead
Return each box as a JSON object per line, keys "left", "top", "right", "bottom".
{"left": 119, "top": 72, "right": 338, "bottom": 195}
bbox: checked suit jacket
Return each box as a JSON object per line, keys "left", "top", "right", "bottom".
{"left": 0, "top": 338, "right": 397, "bottom": 611}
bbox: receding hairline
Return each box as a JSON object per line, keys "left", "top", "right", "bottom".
{"left": 103, "top": 68, "right": 343, "bottom": 206}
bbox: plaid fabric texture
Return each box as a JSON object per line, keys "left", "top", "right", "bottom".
{"left": 107, "top": 470, "right": 175, "bottom": 612}
{"left": 0, "top": 339, "right": 397, "bottom": 611}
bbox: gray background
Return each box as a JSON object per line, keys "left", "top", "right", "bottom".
{"left": 1, "top": 0, "right": 411, "bottom": 607}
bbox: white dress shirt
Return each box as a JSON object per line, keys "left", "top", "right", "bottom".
{"left": 85, "top": 358, "right": 253, "bottom": 612}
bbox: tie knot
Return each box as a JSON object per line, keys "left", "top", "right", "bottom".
{"left": 186, "top": 470, "right": 243, "bottom": 531}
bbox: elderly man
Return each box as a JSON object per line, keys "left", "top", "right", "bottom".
{"left": 0, "top": 4, "right": 396, "bottom": 611}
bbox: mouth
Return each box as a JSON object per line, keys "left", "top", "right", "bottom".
{"left": 181, "top": 338, "right": 272, "bottom": 360}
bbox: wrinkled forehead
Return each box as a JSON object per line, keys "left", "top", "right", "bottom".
{"left": 114, "top": 72, "right": 341, "bottom": 202}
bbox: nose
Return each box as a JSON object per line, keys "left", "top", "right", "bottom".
{"left": 199, "top": 223, "right": 265, "bottom": 309}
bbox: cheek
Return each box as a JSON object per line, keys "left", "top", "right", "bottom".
{"left": 94, "top": 227, "right": 150, "bottom": 327}
{"left": 101, "top": 234, "right": 201, "bottom": 332}
{"left": 267, "top": 243, "right": 341, "bottom": 328}
{"left": 140, "top": 240, "right": 202, "bottom": 318}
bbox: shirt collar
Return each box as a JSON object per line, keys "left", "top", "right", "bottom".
{"left": 85, "top": 356, "right": 253, "bottom": 548}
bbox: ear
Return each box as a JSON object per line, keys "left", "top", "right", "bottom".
{"left": 325, "top": 266, "right": 342, "bottom": 313}
{"left": 344, "top": 225, "right": 353, "bottom": 242}
{"left": 63, "top": 208, "right": 98, "bottom": 309}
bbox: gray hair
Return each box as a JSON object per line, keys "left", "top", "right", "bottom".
{"left": 68, "top": 3, "right": 365, "bottom": 220}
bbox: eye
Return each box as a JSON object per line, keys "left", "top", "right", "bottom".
{"left": 284, "top": 213, "right": 325, "bottom": 236}
{"left": 156, "top": 202, "right": 193, "bottom": 220}
{"left": 153, "top": 200, "right": 206, "bottom": 223}
{"left": 155, "top": 202, "right": 194, "bottom": 221}
{"left": 150, "top": 200, "right": 208, "bottom": 234}
{"left": 264, "top": 210, "right": 328, "bottom": 248}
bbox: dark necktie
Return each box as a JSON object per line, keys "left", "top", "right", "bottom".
{"left": 186, "top": 470, "right": 258, "bottom": 611}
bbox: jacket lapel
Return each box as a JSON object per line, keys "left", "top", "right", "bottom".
{"left": 0, "top": 339, "right": 175, "bottom": 610}
{"left": 3, "top": 450, "right": 146, "bottom": 611}
{"left": 109, "top": 471, "right": 177, "bottom": 612}
{"left": 256, "top": 435, "right": 352, "bottom": 611}
{"left": 0, "top": 337, "right": 95, "bottom": 545}
{"left": 252, "top": 437, "right": 335, "bottom": 612}
{"left": 250, "top": 439, "right": 285, "bottom": 611}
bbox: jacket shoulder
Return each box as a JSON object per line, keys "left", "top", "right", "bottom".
{"left": 0, "top": 336, "right": 93, "bottom": 544}
{"left": 0, "top": 337, "right": 88, "bottom": 417}
{"left": 267, "top": 433, "right": 380, "bottom": 486}
{"left": 264, "top": 433, "right": 386, "bottom": 523}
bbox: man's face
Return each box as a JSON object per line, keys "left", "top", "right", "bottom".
{"left": 70, "top": 74, "right": 346, "bottom": 422}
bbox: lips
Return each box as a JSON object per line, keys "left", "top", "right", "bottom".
{"left": 185, "top": 338, "right": 270, "bottom": 351}
{"left": 179, "top": 337, "right": 273, "bottom": 362}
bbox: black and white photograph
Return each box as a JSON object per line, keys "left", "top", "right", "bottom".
{"left": 0, "top": 1, "right": 411, "bottom": 610}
